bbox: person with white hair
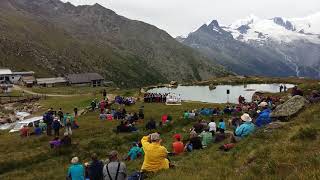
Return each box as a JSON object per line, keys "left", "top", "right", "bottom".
{"left": 140, "top": 133, "right": 169, "bottom": 172}
{"left": 255, "top": 101, "right": 272, "bottom": 127}
{"left": 67, "top": 157, "right": 85, "bottom": 180}
{"left": 232, "top": 113, "right": 255, "bottom": 142}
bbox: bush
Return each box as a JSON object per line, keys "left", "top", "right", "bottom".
{"left": 291, "top": 127, "right": 318, "bottom": 141}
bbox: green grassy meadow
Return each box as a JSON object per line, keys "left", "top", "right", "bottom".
{"left": 0, "top": 77, "right": 319, "bottom": 180}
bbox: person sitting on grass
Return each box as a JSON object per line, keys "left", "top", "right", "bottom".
{"left": 20, "top": 125, "right": 30, "bottom": 137}
{"left": 103, "top": 151, "right": 127, "bottom": 180}
{"left": 255, "top": 102, "right": 272, "bottom": 127}
{"left": 49, "top": 136, "right": 61, "bottom": 149}
{"left": 217, "top": 119, "right": 226, "bottom": 133}
{"left": 232, "top": 113, "right": 255, "bottom": 142}
{"left": 185, "top": 131, "right": 202, "bottom": 152}
{"left": 200, "top": 128, "right": 213, "bottom": 148}
{"left": 87, "top": 153, "right": 104, "bottom": 180}
{"left": 145, "top": 118, "right": 157, "bottom": 130}
{"left": 61, "top": 132, "right": 72, "bottom": 146}
{"left": 208, "top": 118, "right": 217, "bottom": 136}
{"left": 67, "top": 157, "right": 85, "bottom": 180}
{"left": 127, "top": 142, "right": 143, "bottom": 161}
{"left": 140, "top": 133, "right": 170, "bottom": 172}
{"left": 172, "top": 134, "right": 184, "bottom": 155}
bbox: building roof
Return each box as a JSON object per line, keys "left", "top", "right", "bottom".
{"left": 13, "top": 71, "right": 35, "bottom": 76}
{"left": 66, "top": 73, "right": 104, "bottom": 84}
{"left": 36, "top": 77, "right": 67, "bottom": 84}
{"left": 0, "top": 69, "right": 12, "bottom": 75}
{"left": 21, "top": 76, "right": 36, "bottom": 83}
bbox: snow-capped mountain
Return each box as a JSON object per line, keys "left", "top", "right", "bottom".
{"left": 178, "top": 13, "right": 320, "bottom": 79}
{"left": 223, "top": 13, "right": 320, "bottom": 44}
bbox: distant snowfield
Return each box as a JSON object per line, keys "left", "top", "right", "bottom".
{"left": 217, "top": 12, "right": 320, "bottom": 44}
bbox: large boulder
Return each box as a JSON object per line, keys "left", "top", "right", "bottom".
{"left": 271, "top": 95, "right": 309, "bottom": 118}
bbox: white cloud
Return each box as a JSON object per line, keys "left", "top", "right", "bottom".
{"left": 62, "top": 0, "right": 320, "bottom": 37}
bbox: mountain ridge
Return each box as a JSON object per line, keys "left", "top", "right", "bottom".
{"left": 178, "top": 13, "right": 320, "bottom": 79}
{"left": 0, "top": 0, "right": 229, "bottom": 87}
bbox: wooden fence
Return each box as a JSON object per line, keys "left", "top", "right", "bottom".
{"left": 0, "top": 94, "right": 47, "bottom": 104}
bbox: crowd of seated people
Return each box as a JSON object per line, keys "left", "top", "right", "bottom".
{"left": 115, "top": 96, "right": 136, "bottom": 106}
{"left": 144, "top": 93, "right": 169, "bottom": 103}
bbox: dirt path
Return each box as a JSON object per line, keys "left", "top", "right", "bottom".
{"left": 13, "top": 85, "right": 75, "bottom": 97}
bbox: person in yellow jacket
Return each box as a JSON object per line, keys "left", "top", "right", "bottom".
{"left": 141, "top": 133, "right": 170, "bottom": 172}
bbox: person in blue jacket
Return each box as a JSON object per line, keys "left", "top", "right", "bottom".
{"left": 233, "top": 113, "right": 255, "bottom": 142}
{"left": 67, "top": 157, "right": 85, "bottom": 180}
{"left": 255, "top": 102, "right": 272, "bottom": 127}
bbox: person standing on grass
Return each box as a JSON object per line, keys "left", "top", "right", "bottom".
{"left": 87, "top": 153, "right": 104, "bottom": 180}
{"left": 103, "top": 89, "right": 107, "bottom": 100}
{"left": 65, "top": 118, "right": 73, "bottom": 135}
{"left": 44, "top": 109, "right": 54, "bottom": 136}
{"left": 67, "top": 157, "right": 85, "bottom": 180}
{"left": 58, "top": 108, "right": 64, "bottom": 121}
{"left": 103, "top": 151, "right": 127, "bottom": 180}
{"left": 74, "top": 107, "right": 78, "bottom": 118}
{"left": 52, "top": 117, "right": 61, "bottom": 136}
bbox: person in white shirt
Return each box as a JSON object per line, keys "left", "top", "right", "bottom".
{"left": 208, "top": 119, "right": 217, "bottom": 136}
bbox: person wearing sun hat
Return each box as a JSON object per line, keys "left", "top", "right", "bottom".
{"left": 255, "top": 101, "right": 272, "bottom": 127}
{"left": 233, "top": 113, "right": 255, "bottom": 142}
{"left": 140, "top": 132, "right": 169, "bottom": 172}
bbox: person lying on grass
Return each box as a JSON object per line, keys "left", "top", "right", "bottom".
{"left": 140, "top": 132, "right": 170, "bottom": 172}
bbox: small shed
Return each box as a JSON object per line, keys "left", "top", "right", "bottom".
{"left": 66, "top": 73, "right": 104, "bottom": 87}
{"left": 36, "top": 77, "right": 67, "bottom": 87}
{"left": 20, "top": 76, "right": 36, "bottom": 87}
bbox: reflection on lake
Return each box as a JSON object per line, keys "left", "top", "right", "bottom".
{"left": 147, "top": 84, "right": 295, "bottom": 104}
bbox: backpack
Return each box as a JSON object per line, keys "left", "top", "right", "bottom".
{"left": 128, "top": 171, "right": 144, "bottom": 180}
{"left": 187, "top": 143, "right": 193, "bottom": 152}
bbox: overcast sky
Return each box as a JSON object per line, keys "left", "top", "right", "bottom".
{"left": 62, "top": 0, "right": 320, "bottom": 37}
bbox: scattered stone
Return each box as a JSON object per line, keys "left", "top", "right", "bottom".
{"left": 270, "top": 95, "right": 309, "bottom": 118}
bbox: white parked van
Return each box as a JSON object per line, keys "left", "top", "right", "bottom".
{"left": 9, "top": 116, "right": 43, "bottom": 133}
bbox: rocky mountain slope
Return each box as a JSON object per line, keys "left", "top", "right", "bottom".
{"left": 0, "top": 0, "right": 228, "bottom": 87}
{"left": 179, "top": 13, "right": 320, "bottom": 78}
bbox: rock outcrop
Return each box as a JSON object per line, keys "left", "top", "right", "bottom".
{"left": 270, "top": 95, "right": 309, "bottom": 118}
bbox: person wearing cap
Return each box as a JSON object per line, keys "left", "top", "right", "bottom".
{"left": 172, "top": 134, "right": 184, "bottom": 155}
{"left": 67, "top": 157, "right": 85, "bottom": 180}
{"left": 103, "top": 151, "right": 127, "bottom": 180}
{"left": 255, "top": 102, "right": 272, "bottom": 127}
{"left": 233, "top": 113, "right": 255, "bottom": 142}
{"left": 140, "top": 133, "right": 169, "bottom": 172}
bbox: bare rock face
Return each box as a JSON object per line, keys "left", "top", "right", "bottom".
{"left": 270, "top": 95, "right": 309, "bottom": 118}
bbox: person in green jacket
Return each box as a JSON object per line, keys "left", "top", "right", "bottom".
{"left": 67, "top": 157, "right": 85, "bottom": 180}
{"left": 200, "top": 128, "right": 213, "bottom": 148}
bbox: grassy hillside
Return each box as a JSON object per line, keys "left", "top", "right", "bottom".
{"left": 0, "top": 77, "right": 319, "bottom": 179}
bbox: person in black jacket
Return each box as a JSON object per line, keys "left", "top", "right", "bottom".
{"left": 52, "top": 118, "right": 61, "bottom": 136}
{"left": 43, "top": 110, "right": 54, "bottom": 136}
{"left": 88, "top": 153, "right": 104, "bottom": 180}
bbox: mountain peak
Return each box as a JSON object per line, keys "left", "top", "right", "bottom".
{"left": 208, "top": 20, "right": 220, "bottom": 27}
